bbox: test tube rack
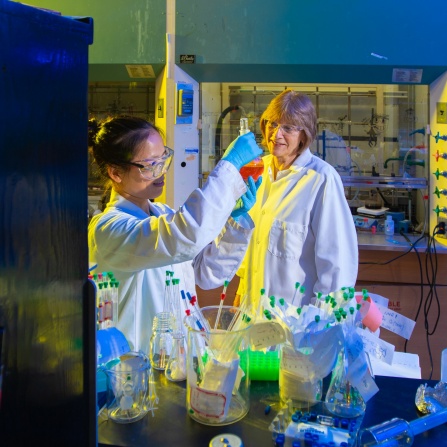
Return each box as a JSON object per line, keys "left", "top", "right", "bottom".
{"left": 269, "top": 400, "right": 363, "bottom": 447}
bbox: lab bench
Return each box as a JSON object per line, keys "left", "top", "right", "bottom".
{"left": 357, "top": 232, "right": 447, "bottom": 252}
{"left": 98, "top": 373, "right": 446, "bottom": 447}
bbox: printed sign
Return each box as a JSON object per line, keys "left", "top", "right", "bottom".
{"left": 180, "top": 54, "right": 195, "bottom": 64}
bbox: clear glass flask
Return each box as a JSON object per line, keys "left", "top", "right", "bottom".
{"left": 324, "top": 349, "right": 366, "bottom": 418}
{"left": 149, "top": 312, "right": 173, "bottom": 371}
{"left": 165, "top": 333, "right": 187, "bottom": 382}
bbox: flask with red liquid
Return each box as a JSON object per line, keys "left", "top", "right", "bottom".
{"left": 238, "top": 118, "right": 264, "bottom": 182}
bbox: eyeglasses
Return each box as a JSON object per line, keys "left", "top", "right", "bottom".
{"left": 264, "top": 119, "right": 302, "bottom": 135}
{"left": 124, "top": 146, "right": 174, "bottom": 180}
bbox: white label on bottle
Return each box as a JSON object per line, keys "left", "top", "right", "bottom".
{"left": 189, "top": 385, "right": 226, "bottom": 419}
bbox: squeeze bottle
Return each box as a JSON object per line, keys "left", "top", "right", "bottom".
{"left": 385, "top": 215, "right": 394, "bottom": 241}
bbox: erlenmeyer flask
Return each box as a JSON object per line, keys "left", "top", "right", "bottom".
{"left": 149, "top": 312, "right": 173, "bottom": 370}
{"left": 165, "top": 333, "right": 187, "bottom": 382}
{"left": 324, "top": 348, "right": 366, "bottom": 418}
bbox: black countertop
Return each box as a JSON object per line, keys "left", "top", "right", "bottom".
{"left": 98, "top": 373, "right": 446, "bottom": 447}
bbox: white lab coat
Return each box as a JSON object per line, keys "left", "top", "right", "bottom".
{"left": 89, "top": 160, "right": 254, "bottom": 352}
{"left": 236, "top": 149, "right": 358, "bottom": 311}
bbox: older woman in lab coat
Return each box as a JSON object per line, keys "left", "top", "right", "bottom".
{"left": 235, "top": 90, "right": 358, "bottom": 312}
{"left": 88, "top": 116, "right": 262, "bottom": 352}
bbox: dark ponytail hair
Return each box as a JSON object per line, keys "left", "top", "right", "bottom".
{"left": 89, "top": 115, "right": 163, "bottom": 183}
{"left": 88, "top": 117, "right": 100, "bottom": 147}
{"left": 88, "top": 116, "right": 163, "bottom": 209}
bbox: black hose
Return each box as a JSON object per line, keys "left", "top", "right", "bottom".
{"left": 215, "top": 105, "right": 240, "bottom": 161}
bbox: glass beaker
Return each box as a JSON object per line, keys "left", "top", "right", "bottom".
{"left": 102, "top": 351, "right": 152, "bottom": 424}
{"left": 278, "top": 343, "right": 322, "bottom": 409}
{"left": 185, "top": 305, "right": 251, "bottom": 426}
{"left": 324, "top": 349, "right": 366, "bottom": 418}
{"left": 149, "top": 311, "right": 173, "bottom": 371}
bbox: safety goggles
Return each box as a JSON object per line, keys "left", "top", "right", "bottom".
{"left": 264, "top": 119, "right": 302, "bottom": 135}
{"left": 124, "top": 146, "right": 174, "bottom": 180}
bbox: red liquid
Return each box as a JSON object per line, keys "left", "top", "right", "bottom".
{"left": 239, "top": 159, "right": 264, "bottom": 182}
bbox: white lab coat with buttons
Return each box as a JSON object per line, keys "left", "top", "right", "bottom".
{"left": 89, "top": 160, "right": 254, "bottom": 352}
{"left": 236, "top": 149, "right": 358, "bottom": 311}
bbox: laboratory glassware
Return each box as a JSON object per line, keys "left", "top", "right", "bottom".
{"left": 165, "top": 333, "right": 187, "bottom": 381}
{"left": 149, "top": 311, "right": 173, "bottom": 370}
{"left": 358, "top": 407, "right": 447, "bottom": 446}
{"left": 324, "top": 348, "right": 366, "bottom": 418}
{"left": 238, "top": 117, "right": 264, "bottom": 182}
{"left": 185, "top": 305, "right": 251, "bottom": 425}
{"left": 279, "top": 342, "right": 323, "bottom": 409}
{"left": 102, "top": 351, "right": 152, "bottom": 424}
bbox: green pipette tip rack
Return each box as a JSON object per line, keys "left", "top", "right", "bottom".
{"left": 239, "top": 349, "right": 280, "bottom": 381}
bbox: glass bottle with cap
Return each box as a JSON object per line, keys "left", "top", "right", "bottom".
{"left": 149, "top": 312, "right": 173, "bottom": 370}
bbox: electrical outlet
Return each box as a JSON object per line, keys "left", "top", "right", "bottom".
{"left": 437, "top": 217, "right": 447, "bottom": 237}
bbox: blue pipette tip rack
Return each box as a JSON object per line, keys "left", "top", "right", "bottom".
{"left": 269, "top": 400, "right": 363, "bottom": 447}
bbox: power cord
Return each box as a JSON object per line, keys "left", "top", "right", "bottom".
{"left": 421, "top": 225, "right": 442, "bottom": 379}
{"left": 398, "top": 228, "right": 424, "bottom": 358}
{"left": 359, "top": 228, "right": 443, "bottom": 380}
{"left": 399, "top": 225, "right": 442, "bottom": 380}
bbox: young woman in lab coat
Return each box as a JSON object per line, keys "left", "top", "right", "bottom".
{"left": 235, "top": 89, "right": 358, "bottom": 311}
{"left": 88, "top": 116, "right": 262, "bottom": 352}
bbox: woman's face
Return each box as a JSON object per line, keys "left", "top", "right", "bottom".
{"left": 113, "top": 131, "right": 169, "bottom": 201}
{"left": 265, "top": 120, "right": 307, "bottom": 167}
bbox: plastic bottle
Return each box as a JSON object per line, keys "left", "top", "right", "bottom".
{"left": 442, "top": 348, "right": 447, "bottom": 382}
{"left": 385, "top": 215, "right": 394, "bottom": 242}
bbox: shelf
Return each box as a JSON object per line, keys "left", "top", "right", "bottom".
{"left": 341, "top": 175, "right": 427, "bottom": 189}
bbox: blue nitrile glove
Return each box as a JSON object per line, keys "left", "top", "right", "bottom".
{"left": 221, "top": 132, "right": 263, "bottom": 170}
{"left": 231, "top": 175, "right": 262, "bottom": 221}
